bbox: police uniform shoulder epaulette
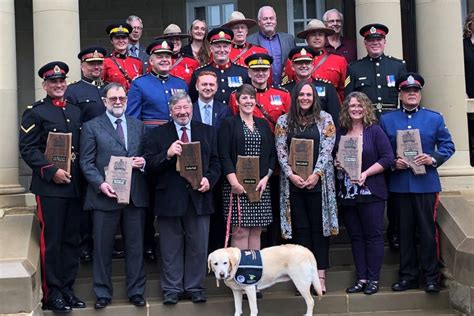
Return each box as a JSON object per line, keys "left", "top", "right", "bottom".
{"left": 387, "top": 55, "right": 406, "bottom": 63}
{"left": 133, "top": 73, "right": 148, "bottom": 81}
{"left": 233, "top": 63, "right": 247, "bottom": 70}
{"left": 68, "top": 80, "right": 79, "bottom": 86}
{"left": 313, "top": 77, "right": 331, "bottom": 84}
{"left": 281, "top": 79, "right": 294, "bottom": 87}
{"left": 232, "top": 61, "right": 246, "bottom": 67}
{"left": 271, "top": 86, "right": 289, "bottom": 93}
{"left": 196, "top": 62, "right": 212, "bottom": 70}
{"left": 421, "top": 107, "right": 443, "bottom": 116}
{"left": 30, "top": 99, "right": 45, "bottom": 108}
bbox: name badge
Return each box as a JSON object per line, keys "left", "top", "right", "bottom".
{"left": 228, "top": 76, "right": 243, "bottom": 88}
{"left": 316, "top": 86, "right": 326, "bottom": 97}
{"left": 270, "top": 95, "right": 282, "bottom": 106}
{"left": 386, "top": 75, "right": 396, "bottom": 87}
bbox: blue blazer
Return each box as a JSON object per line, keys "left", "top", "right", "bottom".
{"left": 192, "top": 100, "right": 232, "bottom": 132}
{"left": 380, "top": 107, "right": 455, "bottom": 193}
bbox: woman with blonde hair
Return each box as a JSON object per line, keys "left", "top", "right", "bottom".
{"left": 335, "top": 91, "right": 393, "bottom": 295}
{"left": 181, "top": 19, "right": 211, "bottom": 65}
{"left": 463, "top": 11, "right": 474, "bottom": 98}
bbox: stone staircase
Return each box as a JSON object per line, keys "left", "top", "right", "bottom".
{"left": 43, "top": 226, "right": 459, "bottom": 315}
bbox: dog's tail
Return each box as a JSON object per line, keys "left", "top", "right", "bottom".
{"left": 309, "top": 252, "right": 323, "bottom": 298}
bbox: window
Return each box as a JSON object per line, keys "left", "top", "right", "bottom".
{"left": 187, "top": 1, "right": 236, "bottom": 30}
{"left": 287, "top": 0, "right": 326, "bottom": 44}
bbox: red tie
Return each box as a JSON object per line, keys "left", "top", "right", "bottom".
{"left": 180, "top": 126, "right": 189, "bottom": 143}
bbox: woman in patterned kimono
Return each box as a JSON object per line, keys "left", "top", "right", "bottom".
{"left": 275, "top": 80, "right": 338, "bottom": 294}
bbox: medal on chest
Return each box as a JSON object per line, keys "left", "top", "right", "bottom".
{"left": 227, "top": 76, "right": 243, "bottom": 88}
{"left": 270, "top": 95, "right": 282, "bottom": 106}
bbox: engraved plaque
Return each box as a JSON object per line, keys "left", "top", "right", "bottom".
{"left": 44, "top": 132, "right": 72, "bottom": 173}
{"left": 396, "top": 129, "right": 426, "bottom": 175}
{"left": 177, "top": 142, "right": 203, "bottom": 190}
{"left": 289, "top": 138, "right": 314, "bottom": 180}
{"left": 105, "top": 156, "right": 133, "bottom": 204}
{"left": 236, "top": 155, "right": 260, "bottom": 202}
{"left": 337, "top": 135, "right": 362, "bottom": 181}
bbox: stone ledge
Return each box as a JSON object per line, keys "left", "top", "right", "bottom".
{"left": 0, "top": 193, "right": 36, "bottom": 209}
{"left": 0, "top": 213, "right": 41, "bottom": 314}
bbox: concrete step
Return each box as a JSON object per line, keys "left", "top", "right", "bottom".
{"left": 74, "top": 265, "right": 400, "bottom": 302}
{"left": 44, "top": 288, "right": 453, "bottom": 316}
{"left": 76, "top": 245, "right": 400, "bottom": 279}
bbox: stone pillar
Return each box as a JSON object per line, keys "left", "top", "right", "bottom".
{"left": 33, "top": 0, "right": 81, "bottom": 98}
{"left": 0, "top": 0, "right": 24, "bottom": 196}
{"left": 415, "top": 0, "right": 474, "bottom": 182}
{"left": 354, "top": 0, "right": 403, "bottom": 59}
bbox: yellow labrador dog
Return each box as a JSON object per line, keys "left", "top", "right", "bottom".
{"left": 208, "top": 244, "right": 322, "bottom": 316}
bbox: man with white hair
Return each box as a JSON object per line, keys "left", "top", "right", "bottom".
{"left": 323, "top": 8, "right": 357, "bottom": 63}
{"left": 247, "top": 6, "right": 296, "bottom": 87}
{"left": 126, "top": 15, "right": 149, "bottom": 72}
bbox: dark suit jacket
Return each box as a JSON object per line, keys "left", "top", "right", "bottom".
{"left": 247, "top": 31, "right": 296, "bottom": 67}
{"left": 192, "top": 100, "right": 232, "bottom": 132}
{"left": 218, "top": 115, "right": 276, "bottom": 179}
{"left": 80, "top": 113, "right": 149, "bottom": 210}
{"left": 144, "top": 121, "right": 221, "bottom": 217}
{"left": 128, "top": 44, "right": 149, "bottom": 74}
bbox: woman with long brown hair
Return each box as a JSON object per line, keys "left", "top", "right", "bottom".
{"left": 181, "top": 19, "right": 210, "bottom": 66}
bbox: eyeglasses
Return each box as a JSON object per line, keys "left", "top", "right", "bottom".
{"left": 104, "top": 96, "right": 127, "bottom": 103}
{"left": 325, "top": 19, "right": 342, "bottom": 24}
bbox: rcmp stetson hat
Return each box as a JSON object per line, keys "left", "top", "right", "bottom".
{"left": 106, "top": 23, "right": 133, "bottom": 38}
{"left": 245, "top": 53, "right": 273, "bottom": 69}
{"left": 207, "top": 27, "right": 234, "bottom": 44}
{"left": 38, "top": 61, "right": 69, "bottom": 80}
{"left": 359, "top": 23, "right": 389, "bottom": 39}
{"left": 396, "top": 72, "right": 425, "bottom": 91}
{"left": 78, "top": 46, "right": 107, "bottom": 62}
{"left": 222, "top": 11, "right": 257, "bottom": 29}
{"left": 146, "top": 40, "right": 174, "bottom": 55}
{"left": 155, "top": 24, "right": 191, "bottom": 40}
{"left": 297, "top": 19, "right": 335, "bottom": 39}
{"left": 288, "top": 46, "right": 316, "bottom": 62}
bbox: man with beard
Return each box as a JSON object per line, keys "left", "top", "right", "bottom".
{"left": 247, "top": 6, "right": 296, "bottom": 87}
{"left": 345, "top": 23, "right": 407, "bottom": 250}
{"left": 126, "top": 39, "right": 187, "bottom": 262}
{"left": 80, "top": 83, "right": 148, "bottom": 309}
{"left": 103, "top": 23, "right": 142, "bottom": 91}
{"left": 20, "top": 61, "right": 85, "bottom": 313}
{"left": 144, "top": 91, "right": 220, "bottom": 305}
{"left": 282, "top": 47, "right": 340, "bottom": 128}
{"left": 189, "top": 27, "right": 249, "bottom": 104}
{"left": 126, "top": 15, "right": 149, "bottom": 72}
{"left": 323, "top": 8, "right": 357, "bottom": 63}
{"left": 155, "top": 24, "right": 200, "bottom": 85}
{"left": 281, "top": 19, "right": 347, "bottom": 102}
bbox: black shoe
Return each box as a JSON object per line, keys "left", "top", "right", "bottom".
{"left": 144, "top": 248, "right": 157, "bottom": 262}
{"left": 163, "top": 292, "right": 179, "bottom": 305}
{"left": 186, "top": 291, "right": 207, "bottom": 303}
{"left": 391, "top": 279, "right": 418, "bottom": 291}
{"left": 94, "top": 297, "right": 111, "bottom": 309}
{"left": 388, "top": 235, "right": 400, "bottom": 251}
{"left": 425, "top": 282, "right": 440, "bottom": 293}
{"left": 346, "top": 280, "right": 367, "bottom": 294}
{"left": 63, "top": 294, "right": 86, "bottom": 308}
{"left": 129, "top": 294, "right": 146, "bottom": 306}
{"left": 79, "top": 249, "right": 93, "bottom": 263}
{"left": 112, "top": 249, "right": 125, "bottom": 259}
{"left": 364, "top": 281, "right": 379, "bottom": 295}
{"left": 46, "top": 297, "right": 72, "bottom": 313}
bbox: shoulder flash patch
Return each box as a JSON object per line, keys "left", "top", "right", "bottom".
{"left": 272, "top": 86, "right": 289, "bottom": 93}
{"left": 21, "top": 123, "right": 35, "bottom": 133}
{"left": 67, "top": 80, "right": 78, "bottom": 86}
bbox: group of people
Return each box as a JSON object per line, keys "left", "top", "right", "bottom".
{"left": 19, "top": 5, "right": 456, "bottom": 314}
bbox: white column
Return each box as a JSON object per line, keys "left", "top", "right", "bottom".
{"left": 33, "top": 0, "right": 81, "bottom": 98}
{"left": 355, "top": 0, "right": 403, "bottom": 58}
{"left": 0, "top": 0, "right": 24, "bottom": 194}
{"left": 415, "top": 0, "right": 474, "bottom": 180}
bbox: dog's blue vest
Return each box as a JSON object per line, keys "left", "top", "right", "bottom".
{"left": 234, "top": 250, "right": 263, "bottom": 285}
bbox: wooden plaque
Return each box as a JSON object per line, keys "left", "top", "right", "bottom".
{"left": 44, "top": 132, "right": 72, "bottom": 173}
{"left": 337, "top": 135, "right": 363, "bottom": 181}
{"left": 105, "top": 156, "right": 133, "bottom": 204}
{"left": 289, "top": 138, "right": 314, "bottom": 180}
{"left": 396, "top": 129, "right": 426, "bottom": 175}
{"left": 176, "top": 142, "right": 203, "bottom": 190}
{"left": 236, "top": 155, "right": 260, "bottom": 203}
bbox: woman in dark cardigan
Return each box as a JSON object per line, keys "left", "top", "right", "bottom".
{"left": 218, "top": 84, "right": 276, "bottom": 251}
{"left": 335, "top": 91, "right": 394, "bottom": 295}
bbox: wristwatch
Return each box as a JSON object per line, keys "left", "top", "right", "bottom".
{"left": 431, "top": 157, "right": 438, "bottom": 167}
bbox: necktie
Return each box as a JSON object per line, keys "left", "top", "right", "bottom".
{"left": 130, "top": 45, "right": 138, "bottom": 57}
{"left": 204, "top": 104, "right": 212, "bottom": 126}
{"left": 180, "top": 126, "right": 189, "bottom": 143}
{"left": 115, "top": 119, "right": 125, "bottom": 144}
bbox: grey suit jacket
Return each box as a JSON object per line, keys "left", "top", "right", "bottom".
{"left": 247, "top": 31, "right": 296, "bottom": 66}
{"left": 80, "top": 113, "right": 149, "bottom": 210}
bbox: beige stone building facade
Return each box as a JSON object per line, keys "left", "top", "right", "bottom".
{"left": 1, "top": 0, "right": 473, "bottom": 315}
